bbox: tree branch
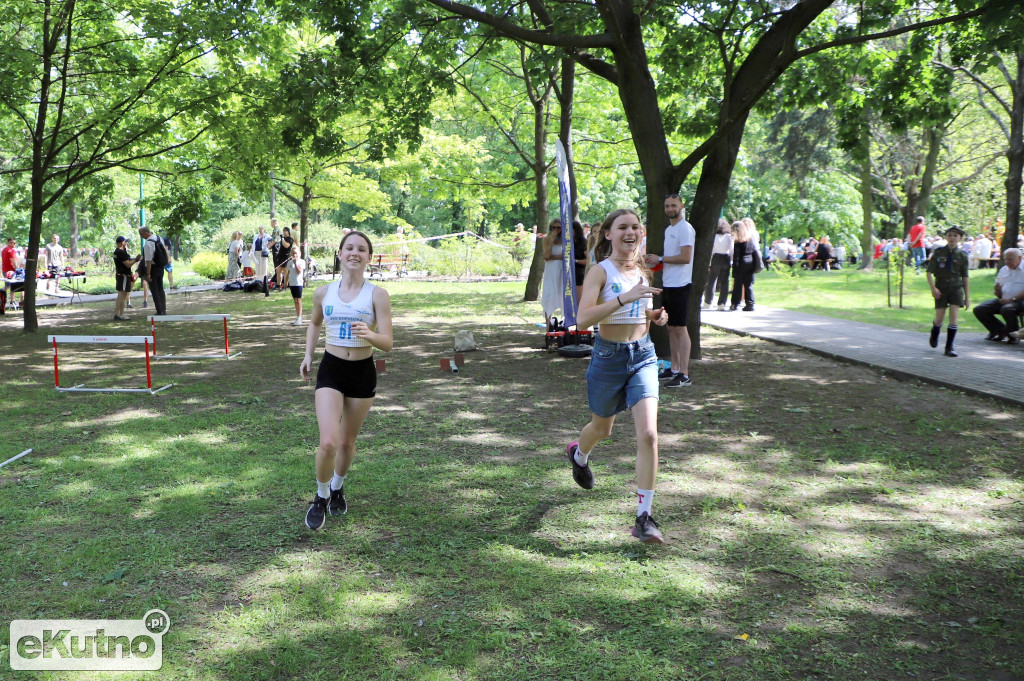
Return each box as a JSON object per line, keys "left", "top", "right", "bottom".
{"left": 421, "top": 0, "right": 615, "bottom": 49}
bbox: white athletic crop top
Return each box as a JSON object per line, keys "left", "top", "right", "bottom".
{"left": 322, "top": 280, "right": 376, "bottom": 347}
{"left": 598, "top": 259, "right": 652, "bottom": 324}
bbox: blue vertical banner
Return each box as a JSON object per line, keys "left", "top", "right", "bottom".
{"left": 555, "top": 140, "right": 577, "bottom": 328}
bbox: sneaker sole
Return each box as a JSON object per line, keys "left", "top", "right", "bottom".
{"left": 305, "top": 515, "right": 326, "bottom": 530}
{"left": 630, "top": 527, "right": 665, "bottom": 544}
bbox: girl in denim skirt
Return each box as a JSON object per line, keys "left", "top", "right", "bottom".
{"left": 566, "top": 208, "right": 669, "bottom": 543}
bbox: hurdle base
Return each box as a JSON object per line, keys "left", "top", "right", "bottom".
{"left": 153, "top": 352, "right": 242, "bottom": 360}
{"left": 57, "top": 383, "right": 173, "bottom": 394}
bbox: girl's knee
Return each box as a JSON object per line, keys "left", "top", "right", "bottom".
{"left": 637, "top": 429, "right": 657, "bottom": 451}
{"left": 318, "top": 437, "right": 340, "bottom": 454}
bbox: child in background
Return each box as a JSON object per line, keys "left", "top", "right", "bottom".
{"left": 240, "top": 242, "right": 256, "bottom": 277}
{"left": 926, "top": 226, "right": 970, "bottom": 357}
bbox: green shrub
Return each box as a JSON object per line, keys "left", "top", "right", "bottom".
{"left": 190, "top": 251, "right": 227, "bottom": 280}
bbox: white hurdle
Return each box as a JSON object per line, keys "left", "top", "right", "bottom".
{"left": 0, "top": 448, "right": 32, "bottom": 469}
{"left": 148, "top": 314, "right": 242, "bottom": 360}
{"left": 47, "top": 335, "right": 173, "bottom": 394}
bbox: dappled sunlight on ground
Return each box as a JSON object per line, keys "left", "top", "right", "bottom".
{"left": 1, "top": 285, "right": 1022, "bottom": 679}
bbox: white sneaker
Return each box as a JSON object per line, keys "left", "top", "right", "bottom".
{"left": 699, "top": 302, "right": 708, "bottom": 309}
{"left": 291, "top": 318, "right": 303, "bottom": 326}
{"left": 717, "top": 304, "right": 726, "bottom": 311}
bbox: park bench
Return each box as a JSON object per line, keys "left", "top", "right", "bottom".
{"left": 367, "top": 252, "right": 409, "bottom": 279}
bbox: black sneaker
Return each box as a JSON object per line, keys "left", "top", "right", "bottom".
{"left": 305, "top": 496, "right": 327, "bottom": 530}
{"left": 984, "top": 332, "right": 1006, "bottom": 342}
{"left": 657, "top": 367, "right": 675, "bottom": 381}
{"left": 329, "top": 486, "right": 347, "bottom": 516}
{"left": 944, "top": 348, "right": 958, "bottom": 357}
{"left": 567, "top": 441, "right": 594, "bottom": 489}
{"left": 929, "top": 326, "right": 940, "bottom": 348}
{"left": 665, "top": 373, "right": 691, "bottom": 388}
{"left": 631, "top": 512, "right": 664, "bottom": 544}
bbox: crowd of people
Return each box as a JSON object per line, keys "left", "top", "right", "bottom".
{"left": 873, "top": 217, "right": 1020, "bottom": 272}
{"left": 768, "top": 235, "right": 846, "bottom": 270}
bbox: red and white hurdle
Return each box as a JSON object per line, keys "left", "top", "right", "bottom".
{"left": 148, "top": 314, "right": 242, "bottom": 360}
{"left": 47, "top": 335, "right": 173, "bottom": 394}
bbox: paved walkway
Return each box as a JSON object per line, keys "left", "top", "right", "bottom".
{"left": 701, "top": 306, "right": 1024, "bottom": 406}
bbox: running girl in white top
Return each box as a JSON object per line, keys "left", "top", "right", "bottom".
{"left": 299, "top": 231, "right": 393, "bottom": 530}
{"left": 565, "top": 208, "right": 669, "bottom": 543}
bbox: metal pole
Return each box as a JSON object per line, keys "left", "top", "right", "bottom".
{"left": 139, "top": 174, "right": 145, "bottom": 228}
{"left": 0, "top": 449, "right": 32, "bottom": 469}
{"left": 886, "top": 254, "right": 892, "bottom": 308}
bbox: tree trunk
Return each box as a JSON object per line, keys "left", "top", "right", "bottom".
{"left": 859, "top": 145, "right": 875, "bottom": 270}
{"left": 689, "top": 113, "right": 749, "bottom": 358}
{"left": 299, "top": 184, "right": 311, "bottom": 248}
{"left": 68, "top": 202, "right": 79, "bottom": 259}
{"left": 598, "top": 0, "right": 675, "bottom": 242}
{"left": 524, "top": 87, "right": 551, "bottom": 302}
{"left": 269, "top": 171, "right": 277, "bottom": 219}
{"left": 916, "top": 126, "right": 942, "bottom": 221}
{"left": 1003, "top": 48, "right": 1024, "bottom": 258}
{"left": 558, "top": 55, "right": 579, "bottom": 221}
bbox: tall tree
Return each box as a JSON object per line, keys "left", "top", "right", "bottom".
{"left": 413, "top": 0, "right": 989, "bottom": 355}
{"left": 0, "top": 0, "right": 268, "bottom": 331}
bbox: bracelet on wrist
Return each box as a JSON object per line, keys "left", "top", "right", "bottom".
{"left": 617, "top": 295, "right": 624, "bottom": 307}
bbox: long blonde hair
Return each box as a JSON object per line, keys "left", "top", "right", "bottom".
{"left": 732, "top": 220, "right": 750, "bottom": 243}
{"left": 594, "top": 209, "right": 652, "bottom": 281}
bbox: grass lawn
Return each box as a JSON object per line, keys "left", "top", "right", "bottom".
{"left": 1, "top": 281, "right": 1022, "bottom": 680}
{"left": 754, "top": 265, "right": 999, "bottom": 333}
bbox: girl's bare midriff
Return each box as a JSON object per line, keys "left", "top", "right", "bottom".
{"left": 324, "top": 343, "right": 374, "bottom": 361}
{"left": 597, "top": 321, "right": 650, "bottom": 343}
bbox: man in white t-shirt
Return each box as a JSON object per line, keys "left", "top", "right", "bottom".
{"left": 977, "top": 248, "right": 1024, "bottom": 342}
{"left": 43, "top": 234, "right": 65, "bottom": 294}
{"left": 644, "top": 193, "right": 694, "bottom": 388}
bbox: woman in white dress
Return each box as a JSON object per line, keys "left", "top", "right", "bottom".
{"left": 226, "top": 231, "right": 243, "bottom": 280}
{"left": 540, "top": 218, "right": 564, "bottom": 325}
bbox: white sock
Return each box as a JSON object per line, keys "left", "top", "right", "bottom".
{"left": 316, "top": 480, "right": 331, "bottom": 500}
{"left": 330, "top": 473, "right": 346, "bottom": 491}
{"left": 573, "top": 444, "right": 590, "bottom": 467}
{"left": 637, "top": 489, "right": 654, "bottom": 516}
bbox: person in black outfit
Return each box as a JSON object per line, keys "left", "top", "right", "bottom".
{"left": 571, "top": 220, "right": 588, "bottom": 304}
{"left": 138, "top": 226, "right": 168, "bottom": 315}
{"left": 813, "top": 236, "right": 834, "bottom": 270}
{"left": 730, "top": 220, "right": 757, "bottom": 311}
{"left": 113, "top": 235, "right": 140, "bottom": 320}
{"left": 275, "top": 225, "right": 296, "bottom": 289}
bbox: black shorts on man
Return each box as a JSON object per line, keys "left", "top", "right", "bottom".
{"left": 662, "top": 284, "right": 691, "bottom": 327}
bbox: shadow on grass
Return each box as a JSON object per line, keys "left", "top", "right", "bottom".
{"left": 0, "top": 288, "right": 1021, "bottom": 680}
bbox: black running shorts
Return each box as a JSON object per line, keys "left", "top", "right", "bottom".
{"left": 315, "top": 352, "right": 376, "bottom": 398}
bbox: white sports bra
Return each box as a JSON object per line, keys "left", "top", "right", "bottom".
{"left": 598, "top": 259, "right": 651, "bottom": 324}
{"left": 322, "top": 280, "right": 376, "bottom": 347}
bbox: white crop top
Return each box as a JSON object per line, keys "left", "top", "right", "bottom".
{"left": 598, "top": 259, "right": 652, "bottom": 324}
{"left": 322, "top": 280, "right": 376, "bottom": 347}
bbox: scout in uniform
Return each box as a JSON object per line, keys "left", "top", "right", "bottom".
{"left": 926, "top": 226, "right": 970, "bottom": 357}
